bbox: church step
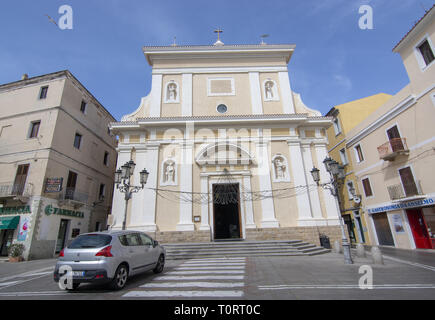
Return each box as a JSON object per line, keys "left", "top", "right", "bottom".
{"left": 164, "top": 245, "right": 312, "bottom": 253}
{"left": 162, "top": 240, "right": 304, "bottom": 247}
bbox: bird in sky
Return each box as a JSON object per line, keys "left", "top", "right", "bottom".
{"left": 45, "top": 14, "right": 58, "bottom": 27}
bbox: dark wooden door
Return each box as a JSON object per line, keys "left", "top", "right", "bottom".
{"left": 372, "top": 213, "right": 395, "bottom": 246}
{"left": 13, "top": 164, "right": 29, "bottom": 195}
{"left": 387, "top": 126, "right": 404, "bottom": 152}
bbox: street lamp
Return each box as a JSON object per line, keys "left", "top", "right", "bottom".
{"left": 310, "top": 158, "right": 354, "bottom": 264}
{"left": 115, "top": 161, "right": 149, "bottom": 230}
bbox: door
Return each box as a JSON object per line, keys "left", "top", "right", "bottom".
{"left": 372, "top": 212, "right": 395, "bottom": 246}
{"left": 354, "top": 213, "right": 366, "bottom": 243}
{"left": 213, "top": 184, "right": 242, "bottom": 240}
{"left": 387, "top": 125, "right": 404, "bottom": 152}
{"left": 0, "top": 230, "right": 14, "bottom": 256}
{"left": 342, "top": 214, "right": 356, "bottom": 243}
{"left": 13, "top": 164, "right": 29, "bottom": 195}
{"left": 406, "top": 209, "right": 432, "bottom": 249}
{"left": 55, "top": 219, "right": 69, "bottom": 253}
{"left": 65, "top": 171, "right": 78, "bottom": 200}
{"left": 398, "top": 167, "right": 418, "bottom": 197}
{"left": 138, "top": 233, "right": 159, "bottom": 269}
{"left": 123, "top": 233, "right": 144, "bottom": 274}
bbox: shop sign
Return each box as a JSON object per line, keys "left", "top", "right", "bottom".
{"left": 0, "top": 206, "right": 31, "bottom": 215}
{"left": 45, "top": 178, "right": 63, "bottom": 193}
{"left": 45, "top": 205, "right": 84, "bottom": 218}
{"left": 367, "top": 197, "right": 435, "bottom": 214}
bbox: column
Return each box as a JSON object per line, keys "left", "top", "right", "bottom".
{"left": 300, "top": 142, "right": 325, "bottom": 224}
{"left": 243, "top": 174, "right": 256, "bottom": 228}
{"left": 177, "top": 142, "right": 195, "bottom": 231}
{"left": 249, "top": 72, "right": 263, "bottom": 115}
{"left": 199, "top": 173, "right": 210, "bottom": 231}
{"left": 110, "top": 147, "right": 131, "bottom": 230}
{"left": 278, "top": 71, "right": 296, "bottom": 114}
{"left": 149, "top": 74, "right": 162, "bottom": 117}
{"left": 256, "top": 141, "right": 279, "bottom": 228}
{"left": 131, "top": 144, "right": 159, "bottom": 231}
{"left": 287, "top": 139, "right": 314, "bottom": 226}
{"left": 182, "top": 73, "right": 193, "bottom": 116}
{"left": 314, "top": 142, "right": 341, "bottom": 225}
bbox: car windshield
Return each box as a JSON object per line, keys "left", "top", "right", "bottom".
{"left": 68, "top": 234, "right": 112, "bottom": 249}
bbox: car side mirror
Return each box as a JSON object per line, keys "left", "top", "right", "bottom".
{"left": 153, "top": 240, "right": 158, "bottom": 247}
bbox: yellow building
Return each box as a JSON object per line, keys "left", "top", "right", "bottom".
{"left": 326, "top": 93, "right": 392, "bottom": 245}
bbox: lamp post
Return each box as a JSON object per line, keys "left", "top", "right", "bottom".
{"left": 114, "top": 161, "right": 149, "bottom": 231}
{"left": 310, "top": 158, "right": 353, "bottom": 264}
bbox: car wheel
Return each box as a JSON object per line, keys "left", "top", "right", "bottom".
{"left": 109, "top": 264, "right": 129, "bottom": 290}
{"left": 153, "top": 254, "right": 165, "bottom": 274}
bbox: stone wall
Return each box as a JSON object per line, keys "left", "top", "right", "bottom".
{"left": 245, "top": 226, "right": 343, "bottom": 247}
{"left": 148, "top": 226, "right": 344, "bottom": 246}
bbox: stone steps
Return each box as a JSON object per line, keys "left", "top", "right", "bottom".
{"left": 162, "top": 240, "right": 330, "bottom": 260}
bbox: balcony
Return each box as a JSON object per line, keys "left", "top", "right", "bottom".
{"left": 58, "top": 188, "right": 89, "bottom": 208}
{"left": 387, "top": 180, "right": 425, "bottom": 201}
{"left": 377, "top": 138, "right": 409, "bottom": 161}
{"left": 0, "top": 183, "right": 33, "bottom": 201}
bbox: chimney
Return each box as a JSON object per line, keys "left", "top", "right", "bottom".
{"left": 21, "top": 74, "right": 29, "bottom": 80}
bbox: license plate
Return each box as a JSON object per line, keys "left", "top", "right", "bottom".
{"left": 73, "top": 271, "right": 85, "bottom": 277}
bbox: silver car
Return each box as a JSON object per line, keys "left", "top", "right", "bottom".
{"left": 53, "top": 230, "right": 166, "bottom": 291}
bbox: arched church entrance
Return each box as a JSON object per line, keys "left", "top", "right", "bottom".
{"left": 212, "top": 183, "right": 242, "bottom": 240}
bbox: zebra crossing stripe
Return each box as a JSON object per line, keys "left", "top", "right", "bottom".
{"left": 175, "top": 266, "right": 245, "bottom": 270}
{"left": 180, "top": 263, "right": 246, "bottom": 267}
{"left": 167, "top": 270, "right": 244, "bottom": 275}
{"left": 154, "top": 275, "right": 244, "bottom": 281}
{"left": 141, "top": 282, "right": 244, "bottom": 288}
{"left": 124, "top": 290, "right": 244, "bottom": 298}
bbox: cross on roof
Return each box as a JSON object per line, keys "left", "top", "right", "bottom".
{"left": 214, "top": 28, "right": 223, "bottom": 41}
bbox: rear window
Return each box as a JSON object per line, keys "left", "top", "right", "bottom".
{"left": 68, "top": 234, "right": 112, "bottom": 249}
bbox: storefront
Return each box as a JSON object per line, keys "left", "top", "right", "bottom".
{"left": 0, "top": 198, "right": 91, "bottom": 260}
{"left": 366, "top": 195, "right": 435, "bottom": 249}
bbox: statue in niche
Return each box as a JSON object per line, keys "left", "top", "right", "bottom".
{"left": 164, "top": 160, "right": 175, "bottom": 183}
{"left": 265, "top": 80, "right": 274, "bottom": 100}
{"left": 273, "top": 157, "right": 286, "bottom": 180}
{"left": 167, "top": 82, "right": 178, "bottom": 102}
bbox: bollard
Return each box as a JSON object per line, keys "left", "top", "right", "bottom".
{"left": 356, "top": 243, "right": 366, "bottom": 258}
{"left": 371, "top": 246, "right": 384, "bottom": 265}
{"left": 334, "top": 240, "right": 342, "bottom": 254}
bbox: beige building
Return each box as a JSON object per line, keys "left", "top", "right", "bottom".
{"left": 346, "top": 6, "right": 435, "bottom": 249}
{"left": 326, "top": 93, "right": 392, "bottom": 245}
{"left": 0, "top": 70, "right": 118, "bottom": 260}
{"left": 109, "top": 42, "right": 344, "bottom": 246}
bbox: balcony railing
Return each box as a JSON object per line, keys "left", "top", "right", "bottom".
{"left": 377, "top": 138, "right": 409, "bottom": 161}
{"left": 387, "top": 180, "right": 424, "bottom": 200}
{"left": 59, "top": 187, "right": 89, "bottom": 204}
{"left": 0, "top": 183, "right": 33, "bottom": 198}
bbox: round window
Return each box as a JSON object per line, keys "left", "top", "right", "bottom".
{"left": 217, "top": 104, "right": 228, "bottom": 114}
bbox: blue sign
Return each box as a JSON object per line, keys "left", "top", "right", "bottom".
{"left": 367, "top": 197, "right": 435, "bottom": 214}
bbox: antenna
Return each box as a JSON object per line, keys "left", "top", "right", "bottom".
{"left": 171, "top": 36, "right": 177, "bottom": 47}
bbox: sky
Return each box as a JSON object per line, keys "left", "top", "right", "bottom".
{"left": 0, "top": 0, "right": 433, "bottom": 121}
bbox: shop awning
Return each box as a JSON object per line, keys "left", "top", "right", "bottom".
{"left": 0, "top": 216, "right": 20, "bottom": 230}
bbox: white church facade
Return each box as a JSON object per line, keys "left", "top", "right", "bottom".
{"left": 109, "top": 42, "right": 342, "bottom": 245}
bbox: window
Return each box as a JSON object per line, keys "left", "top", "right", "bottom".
{"left": 339, "top": 148, "right": 348, "bottom": 165}
{"left": 216, "top": 104, "right": 228, "bottom": 114}
{"left": 354, "top": 144, "right": 364, "bottom": 162}
{"left": 28, "top": 121, "right": 41, "bottom": 138}
{"left": 119, "top": 233, "right": 141, "bottom": 246}
{"left": 398, "top": 166, "right": 418, "bottom": 197}
{"left": 74, "top": 133, "right": 82, "bottom": 149}
{"left": 138, "top": 233, "right": 153, "bottom": 246}
{"left": 418, "top": 40, "right": 435, "bottom": 66}
{"left": 333, "top": 118, "right": 341, "bottom": 135}
{"left": 103, "top": 151, "right": 109, "bottom": 166}
{"left": 39, "top": 86, "right": 48, "bottom": 99}
{"left": 65, "top": 171, "right": 78, "bottom": 200}
{"left": 362, "top": 178, "right": 373, "bottom": 197}
{"left": 80, "top": 100, "right": 87, "bottom": 114}
{"left": 98, "top": 183, "right": 105, "bottom": 200}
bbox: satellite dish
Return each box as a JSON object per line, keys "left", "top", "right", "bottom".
{"left": 353, "top": 196, "right": 361, "bottom": 204}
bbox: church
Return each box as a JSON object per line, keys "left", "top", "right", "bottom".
{"left": 109, "top": 37, "right": 343, "bottom": 245}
